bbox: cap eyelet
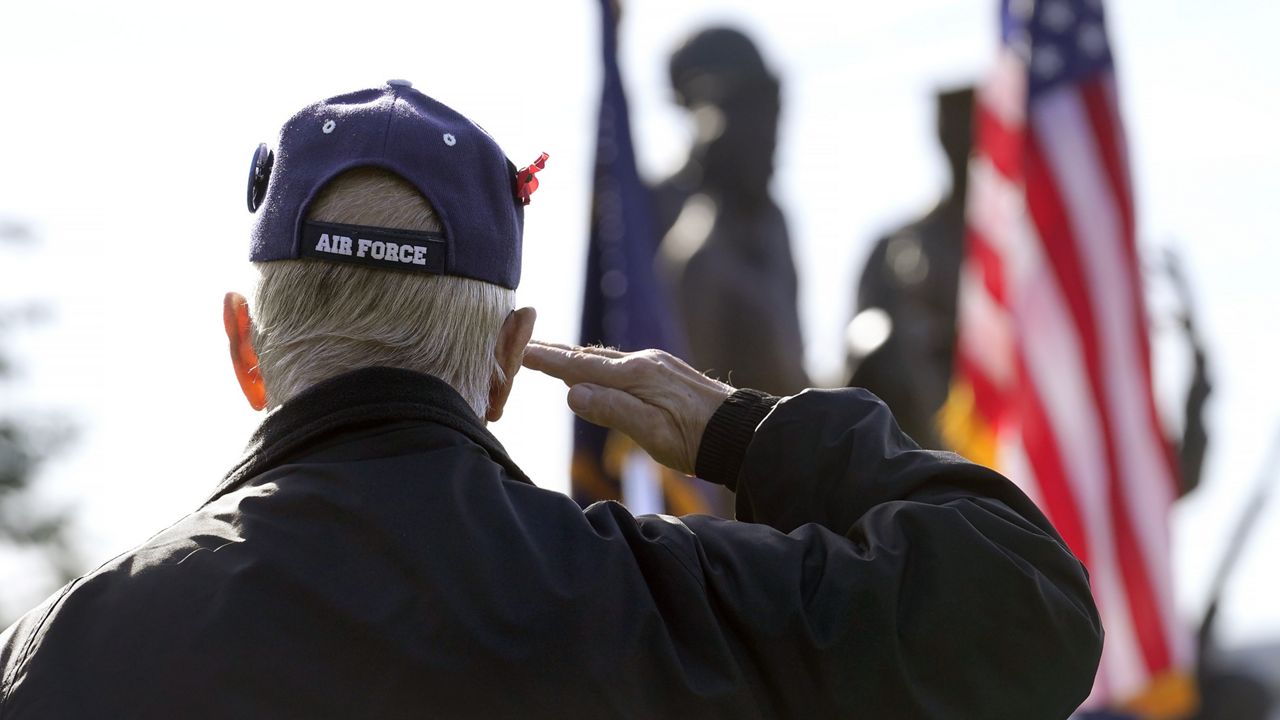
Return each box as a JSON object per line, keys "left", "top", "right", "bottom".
{"left": 322, "top": 119, "right": 336, "bottom": 134}
{"left": 442, "top": 133, "right": 457, "bottom": 146}
{"left": 246, "top": 143, "right": 274, "bottom": 213}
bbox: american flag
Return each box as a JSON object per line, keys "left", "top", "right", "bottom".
{"left": 940, "top": 0, "right": 1193, "bottom": 715}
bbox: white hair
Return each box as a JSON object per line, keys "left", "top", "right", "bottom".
{"left": 249, "top": 167, "right": 515, "bottom": 416}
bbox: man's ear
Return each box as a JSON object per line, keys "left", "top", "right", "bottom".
{"left": 487, "top": 307, "right": 536, "bottom": 422}
{"left": 223, "top": 292, "right": 267, "bottom": 411}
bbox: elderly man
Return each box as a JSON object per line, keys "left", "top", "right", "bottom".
{"left": 0, "top": 83, "right": 1100, "bottom": 718}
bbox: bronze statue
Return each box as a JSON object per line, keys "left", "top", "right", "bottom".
{"left": 654, "top": 27, "right": 808, "bottom": 397}
{"left": 846, "top": 88, "right": 973, "bottom": 448}
{"left": 1161, "top": 247, "right": 1212, "bottom": 497}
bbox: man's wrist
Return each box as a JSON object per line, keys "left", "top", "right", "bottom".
{"left": 694, "top": 389, "right": 779, "bottom": 491}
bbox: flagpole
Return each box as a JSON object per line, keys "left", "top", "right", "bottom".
{"left": 1197, "top": 421, "right": 1280, "bottom": 666}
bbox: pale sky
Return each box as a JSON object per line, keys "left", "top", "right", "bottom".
{"left": 2, "top": 0, "right": 1278, "bottom": 652}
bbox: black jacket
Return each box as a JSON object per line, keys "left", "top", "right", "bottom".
{"left": 0, "top": 368, "right": 1101, "bottom": 718}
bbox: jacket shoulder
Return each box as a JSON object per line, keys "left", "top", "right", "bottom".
{"left": 0, "top": 578, "right": 81, "bottom": 713}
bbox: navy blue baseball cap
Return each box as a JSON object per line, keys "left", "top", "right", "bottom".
{"left": 247, "top": 80, "right": 545, "bottom": 290}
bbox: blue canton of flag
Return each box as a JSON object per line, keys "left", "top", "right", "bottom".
{"left": 1002, "top": 0, "right": 1114, "bottom": 97}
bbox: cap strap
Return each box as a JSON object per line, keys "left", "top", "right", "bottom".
{"left": 299, "top": 221, "right": 447, "bottom": 274}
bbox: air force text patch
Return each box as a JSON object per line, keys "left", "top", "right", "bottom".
{"left": 300, "top": 221, "right": 447, "bottom": 274}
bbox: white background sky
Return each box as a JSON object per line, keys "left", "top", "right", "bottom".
{"left": 2, "top": 0, "right": 1278, "bottom": 653}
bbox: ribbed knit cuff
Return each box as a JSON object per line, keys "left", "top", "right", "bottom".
{"left": 695, "top": 389, "right": 779, "bottom": 491}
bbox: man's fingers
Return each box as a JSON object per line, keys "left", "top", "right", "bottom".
{"left": 522, "top": 343, "right": 604, "bottom": 382}
{"left": 528, "top": 341, "right": 626, "bottom": 359}
{"left": 566, "top": 383, "right": 661, "bottom": 441}
{"left": 523, "top": 342, "right": 635, "bottom": 387}
{"left": 524, "top": 343, "right": 727, "bottom": 476}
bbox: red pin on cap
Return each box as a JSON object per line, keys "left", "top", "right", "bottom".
{"left": 515, "top": 153, "right": 549, "bottom": 206}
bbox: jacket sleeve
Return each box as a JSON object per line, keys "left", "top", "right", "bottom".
{"left": 662, "top": 387, "right": 1103, "bottom": 718}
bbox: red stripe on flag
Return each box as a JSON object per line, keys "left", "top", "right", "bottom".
{"left": 975, "top": 101, "right": 1024, "bottom": 182}
{"left": 1025, "top": 124, "right": 1174, "bottom": 675}
{"left": 1109, "top": 457, "right": 1177, "bottom": 676}
{"left": 1015, "top": 353, "right": 1090, "bottom": 564}
{"left": 955, "top": 349, "right": 1004, "bottom": 428}
{"left": 1080, "top": 82, "right": 1133, "bottom": 239}
{"left": 965, "top": 227, "right": 1008, "bottom": 307}
{"left": 1080, "top": 80, "right": 1147, "bottom": 376}
{"left": 1081, "top": 79, "right": 1182, "bottom": 499}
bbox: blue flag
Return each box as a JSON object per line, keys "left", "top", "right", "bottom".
{"left": 572, "top": 1, "right": 708, "bottom": 513}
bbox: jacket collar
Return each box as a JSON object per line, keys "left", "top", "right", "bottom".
{"left": 207, "top": 367, "right": 532, "bottom": 503}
